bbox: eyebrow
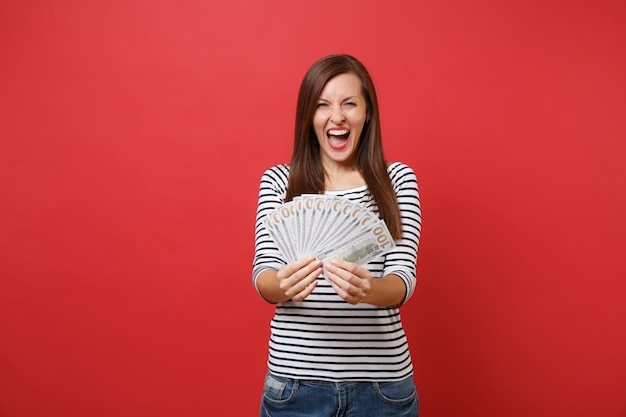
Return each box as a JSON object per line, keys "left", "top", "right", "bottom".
{"left": 317, "top": 96, "right": 360, "bottom": 102}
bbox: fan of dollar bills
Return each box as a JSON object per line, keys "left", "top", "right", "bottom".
{"left": 264, "top": 194, "right": 396, "bottom": 266}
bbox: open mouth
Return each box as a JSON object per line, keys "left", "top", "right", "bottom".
{"left": 327, "top": 128, "right": 350, "bottom": 150}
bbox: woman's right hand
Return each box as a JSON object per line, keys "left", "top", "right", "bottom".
{"left": 276, "top": 256, "right": 322, "bottom": 302}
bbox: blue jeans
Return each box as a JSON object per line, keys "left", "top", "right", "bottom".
{"left": 260, "top": 372, "right": 418, "bottom": 417}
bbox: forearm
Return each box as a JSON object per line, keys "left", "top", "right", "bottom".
{"left": 363, "top": 274, "right": 407, "bottom": 308}
{"left": 256, "top": 269, "right": 289, "bottom": 304}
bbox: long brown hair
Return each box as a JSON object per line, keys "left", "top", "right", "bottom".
{"left": 285, "top": 54, "right": 403, "bottom": 240}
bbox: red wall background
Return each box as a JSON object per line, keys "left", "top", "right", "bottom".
{"left": 1, "top": 1, "right": 625, "bottom": 416}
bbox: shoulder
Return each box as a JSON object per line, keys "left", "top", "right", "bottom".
{"left": 256, "top": 164, "right": 290, "bottom": 205}
{"left": 263, "top": 163, "right": 290, "bottom": 176}
{"left": 386, "top": 161, "right": 417, "bottom": 183}
{"left": 260, "top": 164, "right": 290, "bottom": 183}
{"left": 258, "top": 164, "right": 290, "bottom": 199}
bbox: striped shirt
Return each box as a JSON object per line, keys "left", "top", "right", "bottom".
{"left": 252, "top": 162, "right": 421, "bottom": 382}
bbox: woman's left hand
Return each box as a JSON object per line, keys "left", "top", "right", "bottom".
{"left": 324, "top": 258, "right": 373, "bottom": 304}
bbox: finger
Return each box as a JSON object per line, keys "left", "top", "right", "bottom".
{"left": 277, "top": 256, "right": 318, "bottom": 280}
{"left": 328, "top": 258, "right": 368, "bottom": 277}
{"left": 280, "top": 258, "right": 321, "bottom": 293}
{"left": 324, "top": 261, "right": 353, "bottom": 284}
{"left": 324, "top": 267, "right": 352, "bottom": 292}
{"left": 329, "top": 281, "right": 360, "bottom": 305}
{"left": 328, "top": 260, "right": 374, "bottom": 287}
{"left": 292, "top": 258, "right": 322, "bottom": 284}
{"left": 289, "top": 267, "right": 322, "bottom": 301}
{"left": 325, "top": 265, "right": 369, "bottom": 303}
{"left": 291, "top": 278, "right": 319, "bottom": 302}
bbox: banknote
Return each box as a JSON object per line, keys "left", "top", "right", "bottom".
{"left": 263, "top": 195, "right": 396, "bottom": 267}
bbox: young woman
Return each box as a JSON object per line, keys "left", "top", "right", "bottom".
{"left": 252, "top": 54, "right": 421, "bottom": 416}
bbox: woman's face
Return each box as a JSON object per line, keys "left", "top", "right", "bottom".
{"left": 313, "top": 72, "right": 368, "bottom": 170}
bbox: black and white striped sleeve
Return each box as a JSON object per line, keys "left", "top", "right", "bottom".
{"left": 384, "top": 162, "right": 422, "bottom": 305}
{"left": 252, "top": 164, "right": 290, "bottom": 293}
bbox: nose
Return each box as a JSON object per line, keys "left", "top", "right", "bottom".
{"left": 329, "top": 105, "right": 346, "bottom": 124}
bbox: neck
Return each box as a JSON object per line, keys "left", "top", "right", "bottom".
{"left": 323, "top": 166, "right": 365, "bottom": 191}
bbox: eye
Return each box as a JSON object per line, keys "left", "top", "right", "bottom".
{"left": 343, "top": 101, "right": 357, "bottom": 107}
{"left": 316, "top": 102, "right": 329, "bottom": 109}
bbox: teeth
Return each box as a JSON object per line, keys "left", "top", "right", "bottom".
{"left": 328, "top": 129, "right": 349, "bottom": 136}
